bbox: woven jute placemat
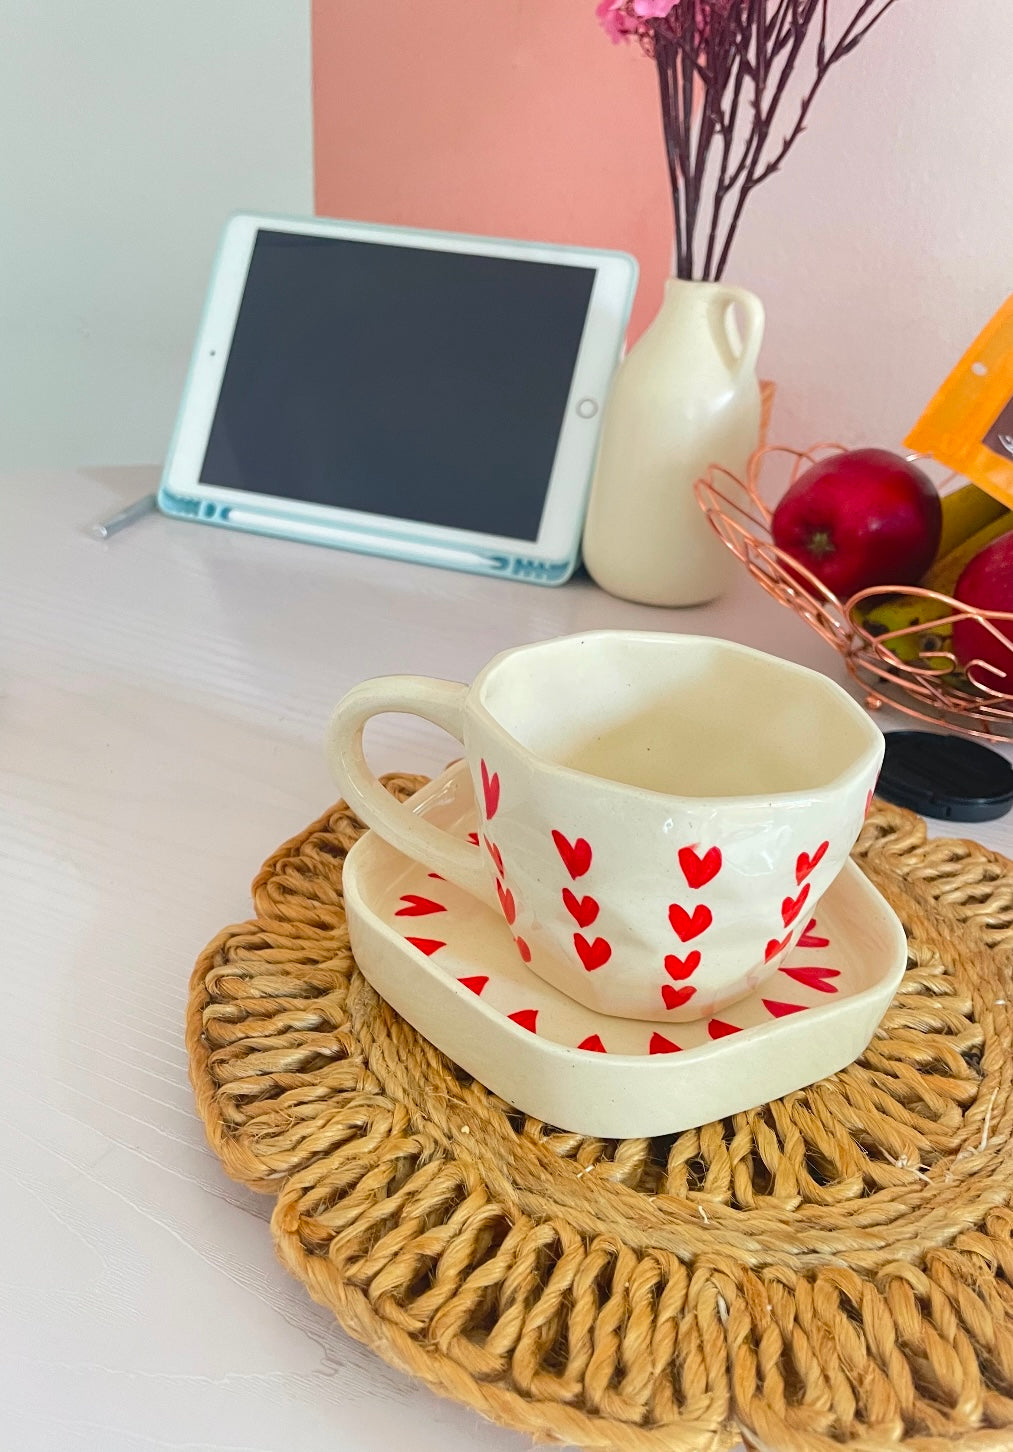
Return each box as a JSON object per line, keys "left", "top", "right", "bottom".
{"left": 187, "top": 777, "right": 1013, "bottom": 1451}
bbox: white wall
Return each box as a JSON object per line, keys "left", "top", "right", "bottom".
{"left": 729, "top": 0, "right": 1013, "bottom": 453}
{"left": 0, "top": 0, "right": 313, "bottom": 469}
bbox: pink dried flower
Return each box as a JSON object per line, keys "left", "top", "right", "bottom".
{"left": 597, "top": 0, "right": 739, "bottom": 45}
{"left": 595, "top": 0, "right": 638, "bottom": 43}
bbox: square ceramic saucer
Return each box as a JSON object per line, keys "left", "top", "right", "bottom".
{"left": 342, "top": 765, "right": 908, "bottom": 1139}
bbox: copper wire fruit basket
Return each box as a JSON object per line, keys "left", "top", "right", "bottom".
{"left": 696, "top": 444, "right": 1013, "bottom": 743}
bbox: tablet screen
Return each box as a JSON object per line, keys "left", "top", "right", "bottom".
{"left": 199, "top": 230, "right": 597, "bottom": 542}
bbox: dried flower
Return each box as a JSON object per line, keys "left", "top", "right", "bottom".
{"left": 595, "top": 0, "right": 638, "bottom": 44}
{"left": 598, "top": 0, "right": 904, "bottom": 280}
{"left": 598, "top": 0, "right": 739, "bottom": 45}
{"left": 635, "top": 0, "right": 679, "bottom": 17}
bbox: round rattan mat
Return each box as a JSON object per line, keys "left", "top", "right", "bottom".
{"left": 187, "top": 777, "right": 1013, "bottom": 1451}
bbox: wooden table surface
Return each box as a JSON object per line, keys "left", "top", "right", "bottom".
{"left": 5, "top": 466, "right": 1011, "bottom": 1451}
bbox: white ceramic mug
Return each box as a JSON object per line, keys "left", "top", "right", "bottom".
{"left": 327, "top": 632, "right": 883, "bottom": 1022}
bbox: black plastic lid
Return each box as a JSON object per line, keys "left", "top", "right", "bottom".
{"left": 877, "top": 730, "right": 1013, "bottom": 822}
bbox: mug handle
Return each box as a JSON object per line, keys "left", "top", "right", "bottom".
{"left": 327, "top": 676, "right": 498, "bottom": 909}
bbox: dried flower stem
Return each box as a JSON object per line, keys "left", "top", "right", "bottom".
{"left": 639, "top": 0, "right": 903, "bottom": 280}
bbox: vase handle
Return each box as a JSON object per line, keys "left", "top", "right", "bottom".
{"left": 715, "top": 287, "right": 765, "bottom": 383}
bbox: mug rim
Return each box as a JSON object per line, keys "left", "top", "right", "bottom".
{"left": 468, "top": 630, "right": 883, "bottom": 807}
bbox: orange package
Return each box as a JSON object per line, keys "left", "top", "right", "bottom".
{"left": 906, "top": 295, "right": 1013, "bottom": 507}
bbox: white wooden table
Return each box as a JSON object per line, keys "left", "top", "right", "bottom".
{"left": 4, "top": 467, "right": 1011, "bottom": 1452}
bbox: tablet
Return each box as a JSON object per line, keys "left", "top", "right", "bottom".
{"left": 158, "top": 214, "right": 637, "bottom": 584}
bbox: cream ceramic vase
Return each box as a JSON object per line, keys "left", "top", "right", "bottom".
{"left": 582, "top": 278, "right": 765, "bottom": 607}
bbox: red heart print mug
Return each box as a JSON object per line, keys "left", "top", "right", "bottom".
{"left": 327, "top": 632, "right": 883, "bottom": 1022}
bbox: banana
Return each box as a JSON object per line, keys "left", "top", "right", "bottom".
{"left": 936, "top": 483, "right": 1008, "bottom": 559}
{"left": 922, "top": 509, "right": 1013, "bottom": 595}
{"left": 854, "top": 594, "right": 953, "bottom": 665}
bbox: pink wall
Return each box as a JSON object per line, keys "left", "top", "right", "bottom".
{"left": 312, "top": 2, "right": 1012, "bottom": 456}
{"left": 311, "top": 0, "right": 671, "bottom": 342}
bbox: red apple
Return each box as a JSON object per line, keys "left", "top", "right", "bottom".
{"left": 952, "top": 531, "right": 1013, "bottom": 686}
{"left": 770, "top": 448, "right": 942, "bottom": 599}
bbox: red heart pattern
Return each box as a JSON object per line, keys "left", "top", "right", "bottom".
{"left": 405, "top": 937, "right": 446, "bottom": 956}
{"left": 483, "top": 836, "right": 505, "bottom": 876}
{"left": 662, "top": 983, "right": 696, "bottom": 1010}
{"left": 765, "top": 934, "right": 791, "bottom": 963}
{"left": 708, "top": 1019, "right": 741, "bottom": 1039}
{"left": 481, "top": 760, "right": 500, "bottom": 820}
{"left": 664, "top": 950, "right": 701, "bottom": 981}
{"left": 678, "top": 844, "right": 722, "bottom": 889}
{"left": 798, "top": 918, "right": 830, "bottom": 949}
{"left": 668, "top": 902, "right": 712, "bottom": 942}
{"left": 508, "top": 1008, "right": 538, "bottom": 1032}
{"left": 650, "top": 1032, "right": 681, "bottom": 1054}
{"left": 780, "top": 965, "right": 840, "bottom": 993}
{"left": 496, "top": 880, "right": 516, "bottom": 925}
{"left": 467, "top": 831, "right": 480, "bottom": 846}
{"left": 762, "top": 998, "right": 808, "bottom": 1018}
{"left": 796, "top": 841, "right": 829, "bottom": 884}
{"left": 552, "top": 830, "right": 592, "bottom": 880}
{"left": 578, "top": 1034, "right": 607, "bottom": 1053}
{"left": 574, "top": 934, "right": 611, "bottom": 972}
{"left": 563, "top": 889, "right": 599, "bottom": 928}
{"left": 781, "top": 883, "right": 810, "bottom": 927}
{"left": 391, "top": 792, "right": 848, "bottom": 1055}
{"left": 395, "top": 894, "right": 446, "bottom": 917}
